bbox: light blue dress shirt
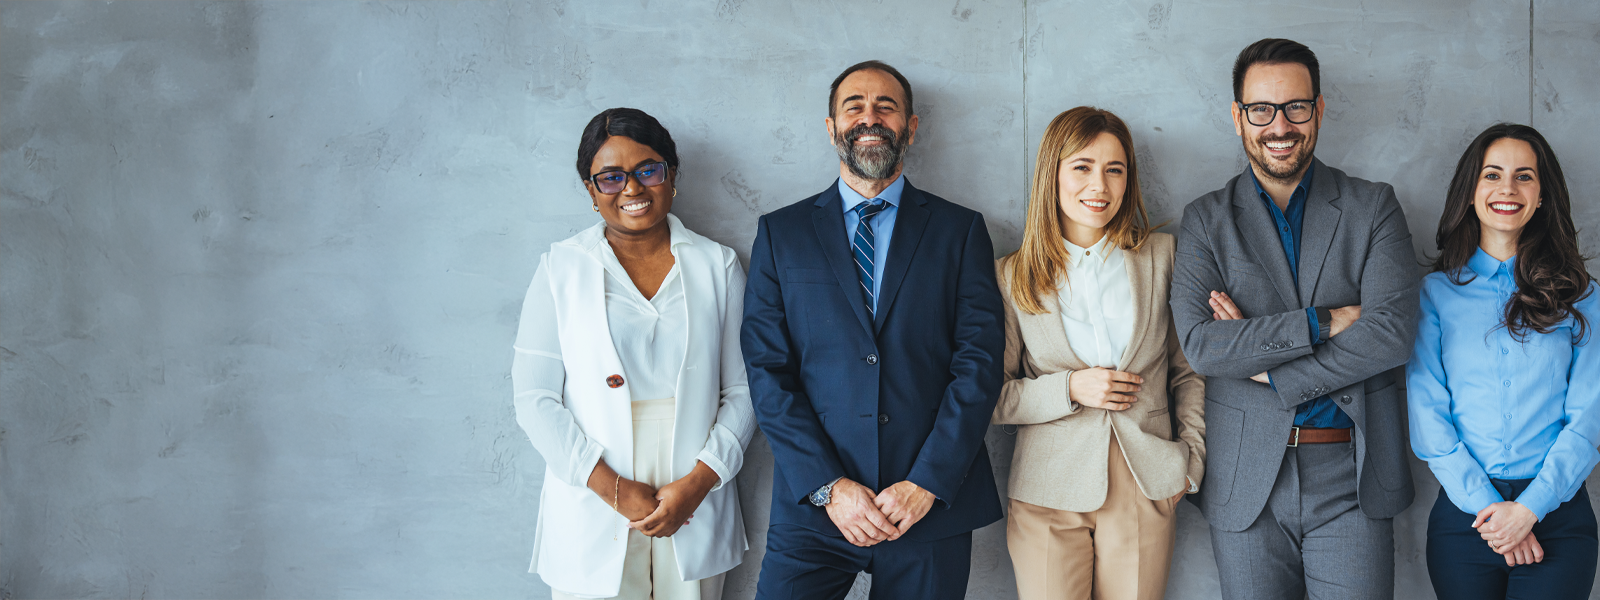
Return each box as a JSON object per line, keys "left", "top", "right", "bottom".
{"left": 1407, "top": 248, "right": 1600, "bottom": 520}
{"left": 839, "top": 175, "right": 904, "bottom": 313}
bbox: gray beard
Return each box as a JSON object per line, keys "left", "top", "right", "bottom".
{"left": 835, "top": 126, "right": 907, "bottom": 181}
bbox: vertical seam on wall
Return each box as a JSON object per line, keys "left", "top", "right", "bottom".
{"left": 1529, "top": 0, "right": 1535, "bottom": 123}
{"left": 1021, "top": 0, "right": 1030, "bottom": 201}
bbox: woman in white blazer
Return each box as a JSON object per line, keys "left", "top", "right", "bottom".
{"left": 512, "top": 108, "right": 756, "bottom": 600}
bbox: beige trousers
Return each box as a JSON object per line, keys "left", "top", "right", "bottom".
{"left": 1007, "top": 433, "right": 1179, "bottom": 600}
{"left": 552, "top": 398, "right": 726, "bottom": 600}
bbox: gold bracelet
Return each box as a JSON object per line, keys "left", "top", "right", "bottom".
{"left": 613, "top": 474, "right": 621, "bottom": 512}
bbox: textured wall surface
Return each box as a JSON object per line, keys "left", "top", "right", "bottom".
{"left": 1, "top": 1, "right": 1597, "bottom": 598}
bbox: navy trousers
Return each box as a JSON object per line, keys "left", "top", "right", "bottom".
{"left": 755, "top": 524, "right": 972, "bottom": 600}
{"left": 1427, "top": 480, "right": 1598, "bottom": 600}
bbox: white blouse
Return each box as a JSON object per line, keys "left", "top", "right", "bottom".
{"left": 514, "top": 227, "right": 690, "bottom": 403}
{"left": 1058, "top": 235, "right": 1134, "bottom": 369}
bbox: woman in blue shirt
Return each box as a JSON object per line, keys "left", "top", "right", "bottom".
{"left": 1408, "top": 123, "right": 1599, "bottom": 599}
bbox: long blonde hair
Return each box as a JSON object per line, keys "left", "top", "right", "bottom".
{"left": 1007, "top": 106, "right": 1152, "bottom": 315}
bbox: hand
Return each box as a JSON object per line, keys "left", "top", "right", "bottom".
{"left": 1209, "top": 293, "right": 1272, "bottom": 384}
{"left": 874, "top": 481, "right": 936, "bottom": 540}
{"left": 630, "top": 461, "right": 718, "bottom": 537}
{"left": 588, "top": 459, "right": 659, "bottom": 521}
{"left": 1503, "top": 531, "right": 1545, "bottom": 566}
{"left": 825, "top": 478, "right": 898, "bottom": 547}
{"left": 1209, "top": 290, "right": 1244, "bottom": 321}
{"left": 1328, "top": 305, "right": 1361, "bottom": 337}
{"left": 1070, "top": 368, "right": 1142, "bottom": 410}
{"left": 1474, "top": 501, "right": 1537, "bottom": 554}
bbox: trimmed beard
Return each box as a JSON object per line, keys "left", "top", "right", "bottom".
{"left": 833, "top": 123, "right": 909, "bottom": 181}
{"left": 1245, "top": 131, "right": 1316, "bottom": 183}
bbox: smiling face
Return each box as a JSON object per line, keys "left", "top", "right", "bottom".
{"left": 1473, "top": 137, "right": 1541, "bottom": 241}
{"left": 1233, "top": 62, "right": 1323, "bottom": 183}
{"left": 1056, "top": 131, "right": 1128, "bottom": 247}
{"left": 826, "top": 69, "right": 918, "bottom": 181}
{"left": 585, "top": 135, "right": 674, "bottom": 235}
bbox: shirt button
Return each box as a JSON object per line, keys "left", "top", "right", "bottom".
{"left": 1505, "top": 443, "right": 1513, "bottom": 450}
{"left": 1501, "top": 347, "right": 1509, "bottom": 355}
{"left": 1503, "top": 380, "right": 1511, "bottom": 387}
{"left": 866, "top": 354, "right": 878, "bottom": 365}
{"left": 1504, "top": 413, "right": 1513, "bottom": 420}
{"left": 878, "top": 413, "right": 890, "bottom": 425}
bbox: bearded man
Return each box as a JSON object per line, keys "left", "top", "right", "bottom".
{"left": 1168, "top": 39, "right": 1419, "bottom": 600}
{"left": 741, "top": 60, "right": 1005, "bottom": 599}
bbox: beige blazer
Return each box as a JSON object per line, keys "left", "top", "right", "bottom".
{"left": 994, "top": 232, "right": 1206, "bottom": 512}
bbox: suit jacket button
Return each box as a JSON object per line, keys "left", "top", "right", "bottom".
{"left": 606, "top": 374, "right": 624, "bottom": 388}
{"left": 1259, "top": 344, "right": 1270, "bottom": 351}
{"left": 1339, "top": 395, "right": 1352, "bottom": 405}
{"left": 878, "top": 413, "right": 890, "bottom": 425}
{"left": 866, "top": 354, "right": 878, "bottom": 365}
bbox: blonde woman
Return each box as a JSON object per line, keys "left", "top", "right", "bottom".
{"left": 994, "top": 107, "right": 1205, "bottom": 600}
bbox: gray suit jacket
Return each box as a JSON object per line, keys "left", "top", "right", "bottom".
{"left": 1170, "top": 159, "right": 1419, "bottom": 533}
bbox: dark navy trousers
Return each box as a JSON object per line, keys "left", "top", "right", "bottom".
{"left": 754, "top": 524, "right": 972, "bottom": 600}
{"left": 1427, "top": 480, "right": 1598, "bottom": 600}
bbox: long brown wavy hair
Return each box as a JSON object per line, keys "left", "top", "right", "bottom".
{"left": 1006, "top": 107, "right": 1152, "bottom": 315}
{"left": 1432, "top": 123, "right": 1592, "bottom": 342}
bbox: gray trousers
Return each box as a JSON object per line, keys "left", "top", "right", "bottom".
{"left": 1209, "top": 442, "right": 1394, "bottom": 600}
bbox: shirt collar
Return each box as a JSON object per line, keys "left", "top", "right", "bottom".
{"left": 1249, "top": 161, "right": 1314, "bottom": 209}
{"left": 663, "top": 213, "right": 693, "bottom": 248}
{"left": 1468, "top": 247, "right": 1514, "bottom": 280}
{"left": 839, "top": 175, "right": 907, "bottom": 211}
{"left": 1063, "top": 234, "right": 1116, "bottom": 267}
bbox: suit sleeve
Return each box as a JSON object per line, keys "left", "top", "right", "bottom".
{"left": 693, "top": 251, "right": 758, "bottom": 492}
{"left": 512, "top": 254, "right": 605, "bottom": 489}
{"left": 1165, "top": 235, "right": 1208, "bottom": 487}
{"left": 992, "top": 259, "right": 1081, "bottom": 426}
{"left": 1265, "top": 186, "right": 1420, "bottom": 409}
{"left": 906, "top": 214, "right": 1007, "bottom": 504}
{"left": 1170, "top": 201, "right": 1319, "bottom": 386}
{"left": 742, "top": 216, "right": 849, "bottom": 504}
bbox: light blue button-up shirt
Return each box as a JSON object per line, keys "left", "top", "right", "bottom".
{"left": 839, "top": 175, "right": 904, "bottom": 313}
{"left": 1407, "top": 248, "right": 1600, "bottom": 520}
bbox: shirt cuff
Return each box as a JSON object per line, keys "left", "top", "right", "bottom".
{"left": 694, "top": 449, "right": 732, "bottom": 493}
{"left": 1515, "top": 481, "right": 1560, "bottom": 522}
{"left": 1306, "top": 307, "right": 1322, "bottom": 346}
{"left": 1186, "top": 475, "right": 1198, "bottom": 494}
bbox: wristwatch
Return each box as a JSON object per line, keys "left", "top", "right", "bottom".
{"left": 1316, "top": 306, "right": 1333, "bottom": 343}
{"left": 809, "top": 477, "right": 842, "bottom": 506}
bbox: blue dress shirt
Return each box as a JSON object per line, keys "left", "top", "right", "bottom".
{"left": 1407, "top": 249, "right": 1600, "bottom": 520}
{"left": 839, "top": 176, "right": 904, "bottom": 313}
{"left": 1250, "top": 165, "right": 1351, "bottom": 428}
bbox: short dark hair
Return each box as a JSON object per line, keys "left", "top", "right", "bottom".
{"left": 574, "top": 107, "right": 679, "bottom": 181}
{"left": 1231, "top": 38, "right": 1321, "bottom": 103}
{"left": 828, "top": 60, "right": 914, "bottom": 119}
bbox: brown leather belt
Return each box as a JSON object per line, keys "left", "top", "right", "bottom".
{"left": 1289, "top": 426, "right": 1352, "bottom": 447}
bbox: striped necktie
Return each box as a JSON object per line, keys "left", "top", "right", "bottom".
{"left": 851, "top": 199, "right": 888, "bottom": 314}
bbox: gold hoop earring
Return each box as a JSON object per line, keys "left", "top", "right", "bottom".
{"left": 673, "top": 188, "right": 678, "bottom": 197}
{"left": 592, "top": 204, "right": 599, "bottom": 212}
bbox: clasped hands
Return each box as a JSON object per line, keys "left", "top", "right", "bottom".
{"left": 824, "top": 478, "right": 936, "bottom": 547}
{"left": 588, "top": 459, "right": 719, "bottom": 538}
{"left": 1476, "top": 501, "right": 1544, "bottom": 566}
{"left": 1207, "top": 291, "right": 1360, "bottom": 384}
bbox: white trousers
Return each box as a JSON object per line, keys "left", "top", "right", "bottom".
{"left": 552, "top": 397, "right": 726, "bottom": 600}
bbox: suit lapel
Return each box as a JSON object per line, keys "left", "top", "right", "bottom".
{"left": 1231, "top": 172, "right": 1301, "bottom": 310}
{"left": 811, "top": 182, "right": 876, "bottom": 336}
{"left": 1296, "top": 160, "right": 1341, "bottom": 305}
{"left": 1116, "top": 243, "right": 1154, "bottom": 371}
{"left": 873, "top": 182, "right": 930, "bottom": 333}
{"left": 1018, "top": 288, "right": 1091, "bottom": 372}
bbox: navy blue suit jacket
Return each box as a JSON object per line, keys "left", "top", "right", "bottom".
{"left": 741, "top": 179, "right": 1005, "bottom": 542}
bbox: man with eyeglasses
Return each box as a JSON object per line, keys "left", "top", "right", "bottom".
{"left": 741, "top": 60, "right": 1005, "bottom": 599}
{"left": 1169, "top": 38, "right": 1420, "bottom": 600}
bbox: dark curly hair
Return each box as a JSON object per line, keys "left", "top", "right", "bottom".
{"left": 1432, "top": 123, "right": 1592, "bottom": 342}
{"left": 574, "top": 108, "right": 679, "bottom": 181}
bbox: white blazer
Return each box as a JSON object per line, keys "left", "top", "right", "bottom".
{"left": 513, "top": 215, "right": 755, "bottom": 597}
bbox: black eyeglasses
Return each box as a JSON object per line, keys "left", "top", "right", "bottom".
{"left": 588, "top": 161, "right": 669, "bottom": 194}
{"left": 1238, "top": 99, "right": 1317, "bottom": 126}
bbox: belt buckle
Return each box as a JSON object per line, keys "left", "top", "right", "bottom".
{"left": 1288, "top": 426, "right": 1300, "bottom": 448}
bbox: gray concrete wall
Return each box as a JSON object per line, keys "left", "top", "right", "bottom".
{"left": 1, "top": 1, "right": 1596, "bottom": 598}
